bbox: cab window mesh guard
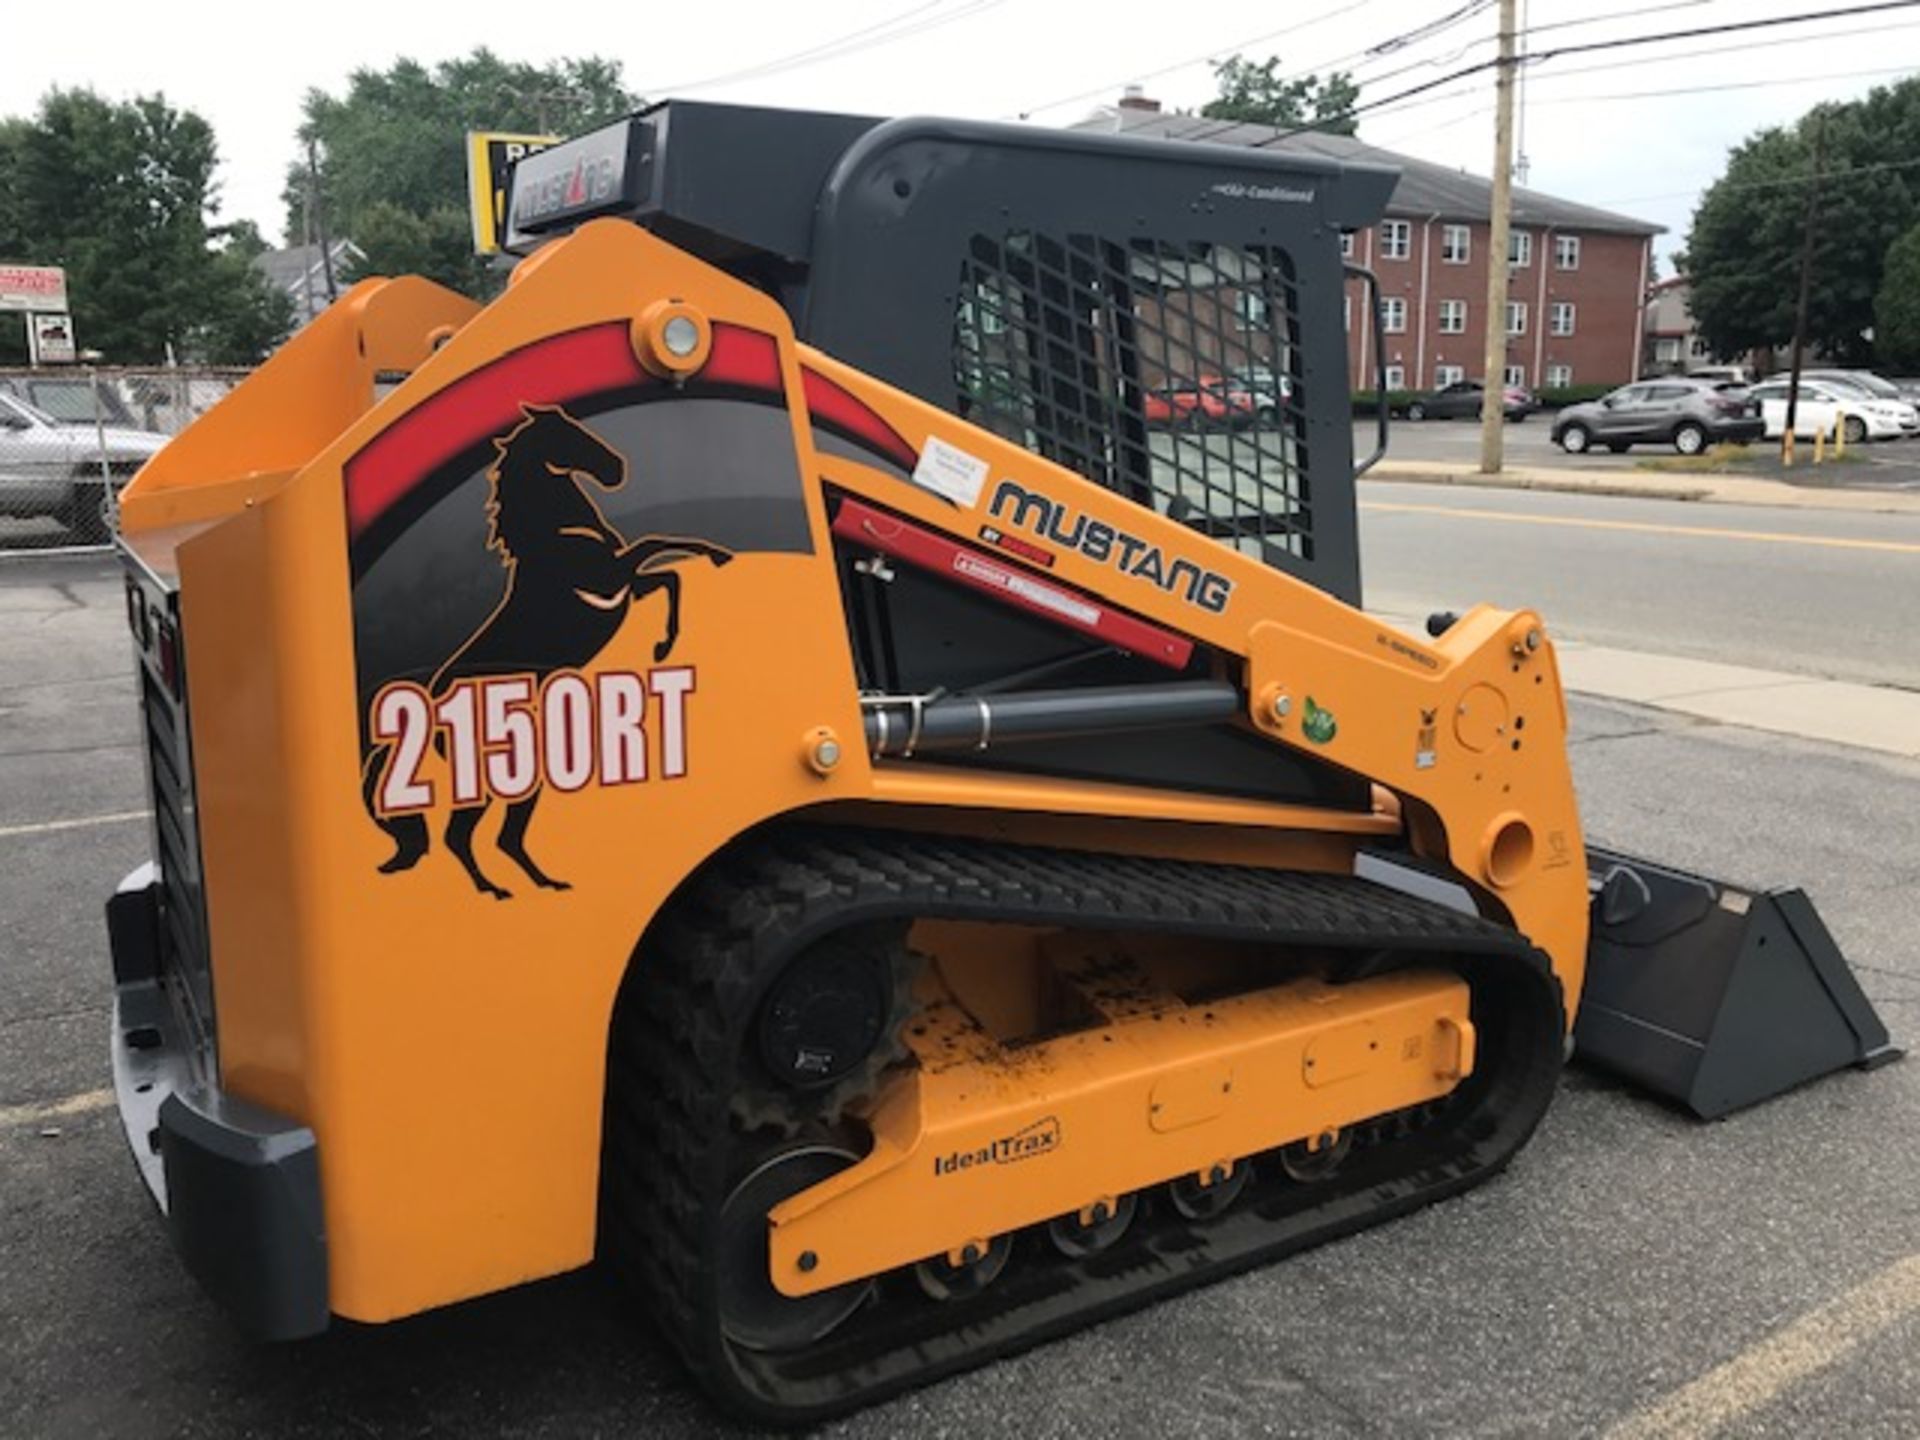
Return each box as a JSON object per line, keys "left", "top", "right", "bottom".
{"left": 953, "top": 233, "right": 1311, "bottom": 565}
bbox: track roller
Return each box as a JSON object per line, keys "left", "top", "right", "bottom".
{"left": 914, "top": 1236, "right": 1013, "bottom": 1300}
{"left": 1168, "top": 1162, "right": 1250, "bottom": 1220}
{"left": 1046, "top": 1194, "right": 1138, "bottom": 1257}
{"left": 1278, "top": 1129, "right": 1352, "bottom": 1183}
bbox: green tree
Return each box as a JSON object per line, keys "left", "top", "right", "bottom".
{"left": 191, "top": 225, "right": 297, "bottom": 364}
{"left": 1201, "top": 55, "right": 1359, "bottom": 135}
{"left": 288, "top": 49, "right": 638, "bottom": 297}
{"left": 0, "top": 89, "right": 288, "bottom": 364}
{"left": 1687, "top": 81, "right": 1920, "bottom": 365}
{"left": 1875, "top": 223, "right": 1920, "bottom": 372}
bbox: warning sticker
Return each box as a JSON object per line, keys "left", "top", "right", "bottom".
{"left": 912, "top": 435, "right": 990, "bottom": 507}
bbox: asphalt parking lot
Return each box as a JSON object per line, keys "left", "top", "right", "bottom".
{"left": 4, "top": 551, "right": 1918, "bottom": 1439}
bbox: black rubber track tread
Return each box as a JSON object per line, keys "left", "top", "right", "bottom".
{"left": 601, "top": 823, "right": 1565, "bottom": 1426}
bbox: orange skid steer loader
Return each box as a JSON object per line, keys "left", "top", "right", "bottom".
{"left": 103, "top": 104, "right": 1898, "bottom": 1423}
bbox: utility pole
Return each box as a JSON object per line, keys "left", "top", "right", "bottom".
{"left": 307, "top": 139, "right": 338, "bottom": 303}
{"left": 1783, "top": 108, "right": 1828, "bottom": 463}
{"left": 1478, "top": 0, "right": 1519, "bottom": 475}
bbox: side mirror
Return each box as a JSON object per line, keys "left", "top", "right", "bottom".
{"left": 0, "top": 412, "right": 28, "bottom": 431}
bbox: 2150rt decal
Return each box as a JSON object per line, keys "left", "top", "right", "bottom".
{"left": 359, "top": 403, "right": 731, "bottom": 898}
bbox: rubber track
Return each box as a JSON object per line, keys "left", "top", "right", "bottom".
{"left": 601, "top": 824, "right": 1565, "bottom": 1425}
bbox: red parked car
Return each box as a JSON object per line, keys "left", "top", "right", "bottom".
{"left": 1144, "top": 375, "right": 1258, "bottom": 427}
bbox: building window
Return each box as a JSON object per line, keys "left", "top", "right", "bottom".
{"left": 1508, "top": 230, "right": 1532, "bottom": 268}
{"left": 1441, "top": 224, "right": 1470, "bottom": 264}
{"left": 1384, "top": 364, "right": 1406, "bottom": 390}
{"left": 1380, "top": 220, "right": 1412, "bottom": 261}
{"left": 1546, "top": 363, "right": 1573, "bottom": 387}
{"left": 1236, "top": 291, "right": 1270, "bottom": 330}
{"left": 1435, "top": 363, "right": 1466, "bottom": 386}
{"left": 1382, "top": 296, "right": 1408, "bottom": 332}
{"left": 1340, "top": 231, "right": 1355, "bottom": 259}
{"left": 1503, "top": 364, "right": 1526, "bottom": 388}
{"left": 1550, "top": 301, "right": 1576, "bottom": 336}
{"left": 1555, "top": 235, "right": 1581, "bottom": 270}
{"left": 1690, "top": 336, "right": 1712, "bottom": 357}
{"left": 1506, "top": 301, "right": 1527, "bottom": 336}
{"left": 1438, "top": 299, "right": 1467, "bottom": 334}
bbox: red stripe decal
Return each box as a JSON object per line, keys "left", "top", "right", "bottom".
{"left": 802, "top": 367, "right": 919, "bottom": 472}
{"left": 702, "top": 325, "right": 783, "bottom": 391}
{"left": 832, "top": 498, "right": 1193, "bottom": 670}
{"left": 344, "top": 321, "right": 786, "bottom": 541}
{"left": 346, "top": 323, "right": 643, "bottom": 540}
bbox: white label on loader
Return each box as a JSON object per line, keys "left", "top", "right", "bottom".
{"left": 912, "top": 436, "right": 990, "bottom": 507}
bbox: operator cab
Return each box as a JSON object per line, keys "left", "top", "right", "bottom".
{"left": 504, "top": 101, "right": 1395, "bottom": 605}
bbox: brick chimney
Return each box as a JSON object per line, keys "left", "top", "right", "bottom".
{"left": 1118, "top": 84, "right": 1162, "bottom": 113}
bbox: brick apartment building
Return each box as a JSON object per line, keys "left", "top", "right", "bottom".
{"left": 1077, "top": 100, "right": 1661, "bottom": 394}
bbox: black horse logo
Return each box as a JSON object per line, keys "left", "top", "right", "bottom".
{"left": 363, "top": 403, "right": 732, "bottom": 898}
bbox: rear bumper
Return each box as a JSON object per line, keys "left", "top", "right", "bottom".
{"left": 107, "top": 864, "right": 330, "bottom": 1341}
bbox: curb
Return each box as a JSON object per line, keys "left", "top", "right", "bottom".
{"left": 1363, "top": 470, "right": 1710, "bottom": 504}
{"left": 1363, "top": 464, "right": 1920, "bottom": 515}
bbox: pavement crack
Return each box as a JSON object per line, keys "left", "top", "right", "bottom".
{"left": 1570, "top": 726, "right": 1678, "bottom": 746}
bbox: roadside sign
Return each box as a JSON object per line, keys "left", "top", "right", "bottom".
{"left": 27, "top": 312, "right": 76, "bottom": 364}
{"left": 467, "top": 131, "right": 560, "bottom": 255}
{"left": 0, "top": 264, "right": 68, "bottom": 313}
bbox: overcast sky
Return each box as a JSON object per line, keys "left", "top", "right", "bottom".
{"left": 3, "top": 0, "right": 1915, "bottom": 269}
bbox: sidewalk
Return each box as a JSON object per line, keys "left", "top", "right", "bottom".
{"left": 1376, "top": 609, "right": 1920, "bottom": 759}
{"left": 1366, "top": 459, "right": 1920, "bottom": 516}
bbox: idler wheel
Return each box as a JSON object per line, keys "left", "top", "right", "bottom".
{"left": 716, "top": 1144, "right": 872, "bottom": 1352}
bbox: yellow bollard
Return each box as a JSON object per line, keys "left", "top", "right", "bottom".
{"left": 1814, "top": 423, "right": 1826, "bottom": 465}
{"left": 1834, "top": 415, "right": 1847, "bottom": 458}
{"left": 1782, "top": 429, "right": 1796, "bottom": 468}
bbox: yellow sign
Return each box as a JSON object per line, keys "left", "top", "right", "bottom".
{"left": 466, "top": 131, "right": 560, "bottom": 255}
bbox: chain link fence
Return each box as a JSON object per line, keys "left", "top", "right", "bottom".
{"left": 0, "top": 367, "right": 247, "bottom": 550}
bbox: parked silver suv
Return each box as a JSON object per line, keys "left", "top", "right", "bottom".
{"left": 1553, "top": 378, "right": 1764, "bottom": 456}
{"left": 0, "top": 392, "right": 167, "bottom": 539}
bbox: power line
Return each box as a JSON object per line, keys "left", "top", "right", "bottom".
{"left": 1013, "top": 1, "right": 1378, "bottom": 118}
{"left": 1527, "top": 62, "right": 1917, "bottom": 104}
{"left": 1365, "top": 0, "right": 1496, "bottom": 56}
{"left": 1594, "top": 155, "right": 1920, "bottom": 206}
{"left": 1521, "top": 0, "right": 1717, "bottom": 37}
{"left": 1258, "top": 0, "right": 1920, "bottom": 141}
{"left": 1345, "top": 17, "right": 1920, "bottom": 130}
{"left": 1358, "top": 0, "right": 1721, "bottom": 89}
{"left": 643, "top": 1, "right": 1000, "bottom": 95}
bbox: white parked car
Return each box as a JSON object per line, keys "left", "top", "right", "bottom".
{"left": 1744, "top": 379, "right": 1918, "bottom": 443}
{"left": 0, "top": 392, "right": 168, "bottom": 538}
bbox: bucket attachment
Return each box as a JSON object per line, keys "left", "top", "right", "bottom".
{"left": 1576, "top": 847, "right": 1902, "bottom": 1119}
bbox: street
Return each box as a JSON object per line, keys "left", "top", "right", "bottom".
{"left": 3, "top": 503, "right": 1916, "bottom": 1437}
{"left": 1357, "top": 481, "right": 1920, "bottom": 686}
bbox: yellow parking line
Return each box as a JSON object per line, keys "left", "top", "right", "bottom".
{"left": 0, "top": 1088, "right": 115, "bottom": 1129}
{"left": 0, "top": 809, "right": 149, "bottom": 840}
{"left": 1360, "top": 500, "right": 1920, "bottom": 555}
{"left": 1606, "top": 1254, "right": 1920, "bottom": 1440}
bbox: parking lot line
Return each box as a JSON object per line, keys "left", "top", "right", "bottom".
{"left": 1605, "top": 1254, "right": 1920, "bottom": 1440}
{"left": 1359, "top": 500, "right": 1920, "bottom": 555}
{"left": 0, "top": 809, "right": 149, "bottom": 840}
{"left": 0, "top": 1087, "right": 114, "bottom": 1129}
